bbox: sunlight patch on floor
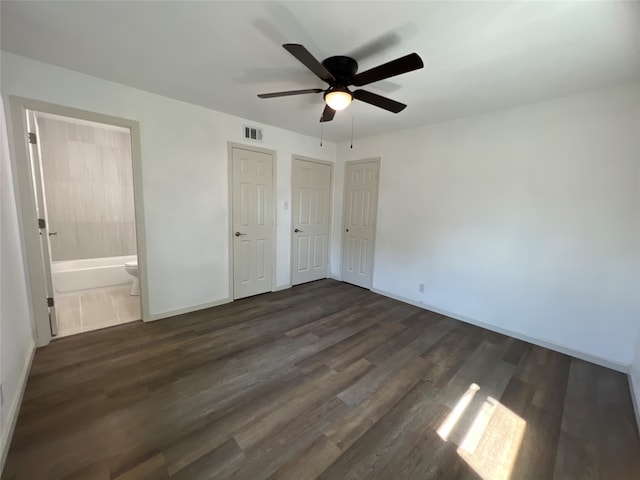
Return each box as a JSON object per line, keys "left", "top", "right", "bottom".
{"left": 437, "top": 384, "right": 526, "bottom": 480}
{"left": 437, "top": 383, "right": 480, "bottom": 441}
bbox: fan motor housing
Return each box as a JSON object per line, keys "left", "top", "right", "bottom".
{"left": 322, "top": 56, "right": 358, "bottom": 85}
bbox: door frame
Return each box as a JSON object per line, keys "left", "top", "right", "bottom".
{"left": 227, "top": 142, "right": 277, "bottom": 300}
{"left": 7, "top": 96, "right": 149, "bottom": 346}
{"left": 340, "top": 157, "right": 381, "bottom": 289}
{"left": 289, "top": 155, "right": 334, "bottom": 286}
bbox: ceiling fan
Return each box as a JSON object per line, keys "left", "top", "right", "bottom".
{"left": 258, "top": 44, "right": 424, "bottom": 122}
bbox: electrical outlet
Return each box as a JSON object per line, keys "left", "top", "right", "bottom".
{"left": 418, "top": 283, "right": 425, "bottom": 293}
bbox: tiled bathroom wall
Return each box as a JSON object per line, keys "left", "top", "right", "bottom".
{"left": 37, "top": 116, "right": 137, "bottom": 261}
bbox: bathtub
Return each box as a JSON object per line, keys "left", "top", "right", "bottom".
{"left": 52, "top": 255, "right": 136, "bottom": 293}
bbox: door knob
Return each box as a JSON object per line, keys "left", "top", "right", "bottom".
{"left": 235, "top": 231, "right": 246, "bottom": 237}
{"left": 294, "top": 228, "right": 303, "bottom": 233}
{"left": 48, "top": 231, "right": 58, "bottom": 236}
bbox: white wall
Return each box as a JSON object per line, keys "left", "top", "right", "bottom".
{"left": 334, "top": 83, "right": 640, "bottom": 369}
{"left": 631, "top": 331, "right": 640, "bottom": 427}
{"left": 1, "top": 52, "right": 336, "bottom": 322}
{"left": 0, "top": 96, "right": 35, "bottom": 470}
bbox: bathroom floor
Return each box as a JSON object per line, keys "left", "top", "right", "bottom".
{"left": 54, "top": 285, "right": 141, "bottom": 337}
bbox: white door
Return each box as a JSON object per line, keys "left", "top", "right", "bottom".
{"left": 291, "top": 158, "right": 331, "bottom": 285}
{"left": 342, "top": 160, "right": 380, "bottom": 289}
{"left": 232, "top": 147, "right": 274, "bottom": 299}
{"left": 26, "top": 110, "right": 58, "bottom": 335}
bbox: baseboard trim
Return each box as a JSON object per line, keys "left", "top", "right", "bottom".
{"left": 1, "top": 339, "right": 35, "bottom": 475}
{"left": 147, "top": 297, "right": 232, "bottom": 321}
{"left": 371, "top": 287, "right": 630, "bottom": 374}
{"left": 630, "top": 374, "right": 640, "bottom": 435}
{"left": 273, "top": 284, "right": 292, "bottom": 292}
{"left": 146, "top": 284, "right": 297, "bottom": 320}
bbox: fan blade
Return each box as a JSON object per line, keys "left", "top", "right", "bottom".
{"left": 353, "top": 90, "right": 406, "bottom": 113}
{"left": 283, "top": 44, "right": 336, "bottom": 84}
{"left": 320, "top": 104, "right": 336, "bottom": 122}
{"left": 351, "top": 53, "right": 423, "bottom": 87}
{"left": 258, "top": 88, "right": 323, "bottom": 99}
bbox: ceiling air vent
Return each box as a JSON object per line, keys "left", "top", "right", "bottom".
{"left": 243, "top": 125, "right": 263, "bottom": 142}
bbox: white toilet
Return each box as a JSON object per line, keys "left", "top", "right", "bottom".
{"left": 124, "top": 258, "right": 139, "bottom": 296}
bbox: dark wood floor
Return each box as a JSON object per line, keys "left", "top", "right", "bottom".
{"left": 3, "top": 279, "right": 639, "bottom": 479}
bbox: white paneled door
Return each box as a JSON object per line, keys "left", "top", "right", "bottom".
{"left": 342, "top": 160, "right": 380, "bottom": 289}
{"left": 292, "top": 158, "right": 332, "bottom": 285}
{"left": 232, "top": 147, "right": 274, "bottom": 299}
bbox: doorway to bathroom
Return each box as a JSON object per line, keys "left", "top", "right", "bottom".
{"left": 26, "top": 109, "right": 142, "bottom": 337}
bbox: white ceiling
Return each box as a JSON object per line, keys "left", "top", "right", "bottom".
{"left": 2, "top": 1, "right": 639, "bottom": 142}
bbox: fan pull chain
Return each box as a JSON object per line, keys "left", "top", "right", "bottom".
{"left": 320, "top": 121, "right": 323, "bottom": 147}
{"left": 350, "top": 104, "right": 355, "bottom": 149}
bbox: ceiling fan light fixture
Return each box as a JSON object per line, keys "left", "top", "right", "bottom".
{"left": 324, "top": 88, "right": 352, "bottom": 111}
{"left": 259, "top": 44, "right": 423, "bottom": 122}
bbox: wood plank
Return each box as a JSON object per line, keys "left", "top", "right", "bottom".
{"left": 318, "top": 380, "right": 447, "bottom": 480}
{"left": 326, "top": 356, "right": 432, "bottom": 449}
{"left": 233, "top": 358, "right": 372, "bottom": 450}
{"left": 167, "top": 438, "right": 244, "bottom": 480}
{"left": 268, "top": 435, "right": 342, "bottom": 480}
{"left": 230, "top": 397, "right": 350, "bottom": 479}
